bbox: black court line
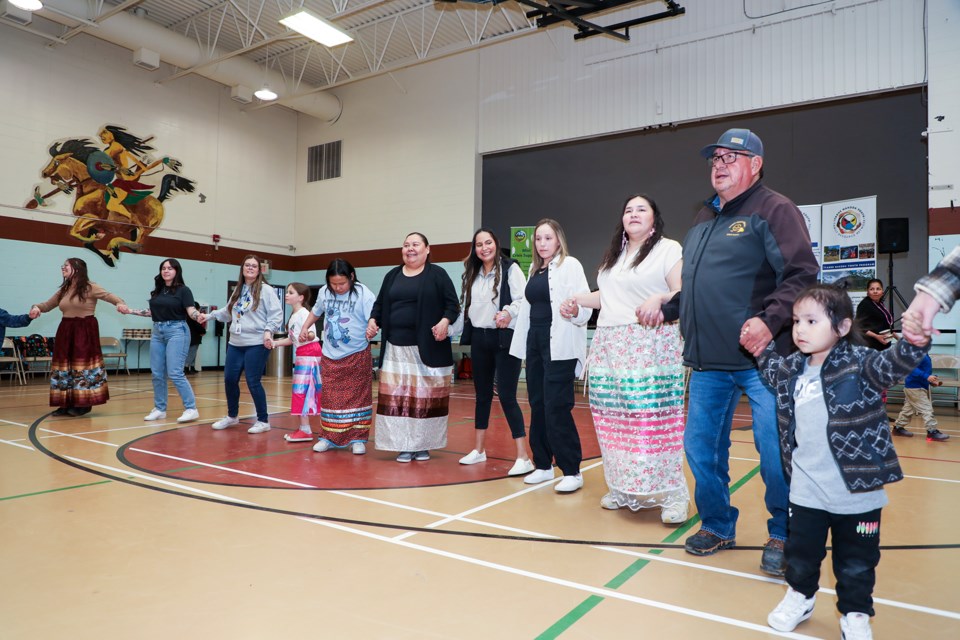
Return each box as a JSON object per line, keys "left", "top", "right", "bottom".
{"left": 27, "top": 413, "right": 960, "bottom": 552}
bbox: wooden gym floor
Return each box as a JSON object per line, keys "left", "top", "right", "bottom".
{"left": 0, "top": 372, "right": 958, "bottom": 639}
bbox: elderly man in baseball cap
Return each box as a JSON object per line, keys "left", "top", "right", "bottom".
{"left": 653, "top": 127, "right": 819, "bottom": 575}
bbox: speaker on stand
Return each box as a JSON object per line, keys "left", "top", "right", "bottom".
{"left": 876, "top": 218, "right": 910, "bottom": 319}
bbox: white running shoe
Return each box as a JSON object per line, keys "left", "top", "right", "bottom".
{"left": 144, "top": 409, "right": 166, "bottom": 421}
{"left": 247, "top": 421, "right": 271, "bottom": 434}
{"left": 313, "top": 439, "right": 331, "bottom": 452}
{"left": 599, "top": 493, "right": 621, "bottom": 510}
{"left": 523, "top": 468, "right": 556, "bottom": 484}
{"left": 554, "top": 474, "right": 583, "bottom": 493}
{"left": 212, "top": 416, "right": 239, "bottom": 430}
{"left": 351, "top": 442, "right": 366, "bottom": 455}
{"left": 458, "top": 449, "right": 486, "bottom": 465}
{"left": 767, "top": 587, "right": 816, "bottom": 632}
{"left": 507, "top": 458, "right": 535, "bottom": 476}
{"left": 660, "top": 501, "right": 689, "bottom": 525}
{"left": 177, "top": 409, "right": 200, "bottom": 423}
{"left": 840, "top": 612, "right": 872, "bottom": 640}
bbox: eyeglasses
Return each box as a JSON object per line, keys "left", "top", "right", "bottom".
{"left": 707, "top": 151, "right": 754, "bottom": 167}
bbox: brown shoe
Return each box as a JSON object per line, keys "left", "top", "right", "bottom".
{"left": 760, "top": 538, "right": 786, "bottom": 576}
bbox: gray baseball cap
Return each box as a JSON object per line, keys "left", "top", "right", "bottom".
{"left": 700, "top": 128, "right": 764, "bottom": 158}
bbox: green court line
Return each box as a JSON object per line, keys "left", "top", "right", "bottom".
{"left": 536, "top": 465, "right": 762, "bottom": 640}
{"left": 0, "top": 479, "right": 112, "bottom": 501}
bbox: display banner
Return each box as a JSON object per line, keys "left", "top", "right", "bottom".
{"left": 819, "top": 196, "right": 877, "bottom": 292}
{"left": 510, "top": 226, "right": 536, "bottom": 276}
{"left": 798, "top": 204, "right": 822, "bottom": 274}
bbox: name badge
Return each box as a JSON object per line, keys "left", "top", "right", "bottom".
{"left": 233, "top": 322, "right": 242, "bottom": 335}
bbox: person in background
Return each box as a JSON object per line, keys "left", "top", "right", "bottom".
{"left": 891, "top": 354, "right": 949, "bottom": 441}
{"left": 133, "top": 258, "right": 200, "bottom": 424}
{"left": 760, "top": 284, "right": 929, "bottom": 640}
{"left": 300, "top": 259, "right": 376, "bottom": 455}
{"left": 569, "top": 194, "right": 688, "bottom": 523}
{"left": 271, "top": 283, "right": 322, "bottom": 443}
{"left": 508, "top": 218, "right": 591, "bottom": 493}
{"left": 366, "top": 233, "right": 460, "bottom": 462}
{"left": 198, "top": 254, "right": 282, "bottom": 434}
{"left": 457, "top": 228, "right": 533, "bottom": 476}
{"left": 30, "top": 258, "right": 130, "bottom": 416}
{"left": 184, "top": 313, "right": 205, "bottom": 375}
{"left": 855, "top": 279, "right": 894, "bottom": 351}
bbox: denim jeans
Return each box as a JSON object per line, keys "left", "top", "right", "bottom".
{"left": 684, "top": 368, "right": 788, "bottom": 541}
{"left": 150, "top": 320, "right": 196, "bottom": 412}
{"left": 224, "top": 343, "right": 270, "bottom": 422}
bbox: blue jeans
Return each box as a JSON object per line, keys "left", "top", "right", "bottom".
{"left": 150, "top": 321, "right": 196, "bottom": 412}
{"left": 684, "top": 368, "right": 788, "bottom": 541}
{"left": 224, "top": 343, "right": 270, "bottom": 422}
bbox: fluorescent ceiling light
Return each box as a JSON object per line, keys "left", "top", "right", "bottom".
{"left": 10, "top": 0, "right": 43, "bottom": 11}
{"left": 254, "top": 86, "right": 278, "bottom": 101}
{"left": 280, "top": 8, "right": 353, "bottom": 47}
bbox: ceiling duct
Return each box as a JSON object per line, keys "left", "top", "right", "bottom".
{"left": 35, "top": 0, "right": 342, "bottom": 122}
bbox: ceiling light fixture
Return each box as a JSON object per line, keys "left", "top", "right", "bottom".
{"left": 279, "top": 8, "right": 353, "bottom": 47}
{"left": 9, "top": 0, "right": 43, "bottom": 11}
{"left": 254, "top": 85, "right": 278, "bottom": 101}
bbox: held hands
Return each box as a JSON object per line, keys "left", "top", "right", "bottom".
{"left": 298, "top": 328, "right": 311, "bottom": 344}
{"left": 560, "top": 298, "right": 579, "bottom": 320}
{"left": 196, "top": 313, "right": 208, "bottom": 324}
{"left": 263, "top": 332, "right": 274, "bottom": 349}
{"left": 366, "top": 319, "right": 379, "bottom": 341}
{"left": 494, "top": 310, "right": 512, "bottom": 329}
{"left": 902, "top": 291, "right": 941, "bottom": 344}
{"left": 29, "top": 306, "right": 41, "bottom": 320}
{"left": 739, "top": 317, "right": 773, "bottom": 358}
{"left": 635, "top": 296, "right": 664, "bottom": 326}
{"left": 432, "top": 318, "right": 450, "bottom": 342}
{"left": 117, "top": 303, "right": 131, "bottom": 315}
{"left": 899, "top": 310, "right": 929, "bottom": 348}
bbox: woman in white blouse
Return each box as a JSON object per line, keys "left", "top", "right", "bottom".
{"left": 508, "top": 219, "right": 591, "bottom": 493}
{"left": 458, "top": 228, "right": 533, "bottom": 475}
{"left": 568, "top": 194, "right": 689, "bottom": 524}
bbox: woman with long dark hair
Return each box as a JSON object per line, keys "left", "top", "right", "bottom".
{"left": 366, "top": 233, "right": 460, "bottom": 462}
{"left": 855, "top": 279, "right": 895, "bottom": 351}
{"left": 569, "top": 194, "right": 689, "bottom": 524}
{"left": 508, "top": 219, "right": 591, "bottom": 492}
{"left": 199, "top": 254, "right": 282, "bottom": 434}
{"left": 299, "top": 259, "right": 377, "bottom": 454}
{"left": 458, "top": 228, "right": 533, "bottom": 475}
{"left": 30, "top": 258, "right": 129, "bottom": 416}
{"left": 131, "top": 258, "right": 201, "bottom": 423}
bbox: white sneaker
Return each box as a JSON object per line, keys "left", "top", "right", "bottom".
{"left": 507, "top": 458, "right": 535, "bottom": 476}
{"left": 177, "top": 409, "right": 200, "bottom": 423}
{"left": 523, "top": 468, "right": 556, "bottom": 484}
{"left": 313, "top": 439, "right": 331, "bottom": 452}
{"left": 767, "top": 587, "right": 816, "bottom": 632}
{"left": 351, "top": 442, "right": 366, "bottom": 455}
{"left": 247, "top": 421, "right": 271, "bottom": 434}
{"left": 144, "top": 408, "right": 166, "bottom": 421}
{"left": 600, "top": 493, "right": 621, "bottom": 510}
{"left": 660, "top": 501, "right": 689, "bottom": 525}
{"left": 840, "top": 612, "right": 872, "bottom": 640}
{"left": 555, "top": 474, "right": 584, "bottom": 493}
{"left": 212, "top": 416, "right": 239, "bottom": 430}
{"left": 459, "top": 449, "right": 486, "bottom": 465}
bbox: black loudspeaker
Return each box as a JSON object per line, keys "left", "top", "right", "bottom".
{"left": 877, "top": 218, "right": 909, "bottom": 254}
{"left": 214, "top": 320, "right": 225, "bottom": 337}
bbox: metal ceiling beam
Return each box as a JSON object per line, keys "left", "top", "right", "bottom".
{"left": 57, "top": 0, "right": 146, "bottom": 41}
{"left": 160, "top": 32, "right": 300, "bottom": 83}
{"left": 572, "top": 1, "right": 684, "bottom": 40}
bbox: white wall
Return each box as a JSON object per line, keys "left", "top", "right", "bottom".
{"left": 927, "top": 0, "right": 960, "bottom": 210}
{"left": 477, "top": 0, "right": 926, "bottom": 152}
{"left": 294, "top": 52, "right": 481, "bottom": 254}
{"left": 0, "top": 28, "right": 299, "bottom": 254}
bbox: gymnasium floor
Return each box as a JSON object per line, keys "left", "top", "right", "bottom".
{"left": 0, "top": 372, "right": 957, "bottom": 639}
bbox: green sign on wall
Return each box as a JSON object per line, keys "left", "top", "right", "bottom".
{"left": 510, "top": 226, "right": 535, "bottom": 276}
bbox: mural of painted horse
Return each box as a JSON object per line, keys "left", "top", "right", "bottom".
{"left": 29, "top": 138, "right": 195, "bottom": 267}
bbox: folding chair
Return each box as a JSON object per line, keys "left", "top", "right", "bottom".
{"left": 0, "top": 337, "right": 26, "bottom": 385}
{"left": 99, "top": 337, "right": 129, "bottom": 375}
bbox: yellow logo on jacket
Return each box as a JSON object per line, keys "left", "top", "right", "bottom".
{"left": 727, "top": 221, "right": 747, "bottom": 236}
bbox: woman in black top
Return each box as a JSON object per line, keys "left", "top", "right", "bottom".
{"left": 855, "top": 279, "right": 894, "bottom": 350}
{"left": 366, "top": 232, "right": 460, "bottom": 462}
{"left": 130, "top": 259, "right": 201, "bottom": 423}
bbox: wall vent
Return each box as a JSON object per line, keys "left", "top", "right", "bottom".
{"left": 307, "top": 140, "right": 342, "bottom": 182}
{"left": 0, "top": 1, "right": 32, "bottom": 25}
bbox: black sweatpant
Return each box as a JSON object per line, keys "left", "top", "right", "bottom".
{"left": 470, "top": 327, "right": 525, "bottom": 438}
{"left": 525, "top": 324, "right": 581, "bottom": 476}
{"left": 786, "top": 502, "right": 883, "bottom": 616}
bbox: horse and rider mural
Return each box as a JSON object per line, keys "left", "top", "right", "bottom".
{"left": 26, "top": 125, "right": 195, "bottom": 267}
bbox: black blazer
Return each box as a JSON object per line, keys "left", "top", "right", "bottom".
{"left": 855, "top": 297, "right": 893, "bottom": 350}
{"left": 371, "top": 263, "right": 460, "bottom": 368}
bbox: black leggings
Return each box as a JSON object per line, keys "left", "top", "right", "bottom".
{"left": 470, "top": 328, "right": 525, "bottom": 438}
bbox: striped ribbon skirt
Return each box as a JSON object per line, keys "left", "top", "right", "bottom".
{"left": 49, "top": 316, "right": 109, "bottom": 408}
{"left": 319, "top": 347, "right": 373, "bottom": 446}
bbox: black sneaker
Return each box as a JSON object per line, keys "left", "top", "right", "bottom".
{"left": 892, "top": 426, "right": 914, "bottom": 438}
{"left": 760, "top": 538, "right": 786, "bottom": 576}
{"left": 68, "top": 406, "right": 91, "bottom": 416}
{"left": 926, "top": 429, "right": 950, "bottom": 442}
{"left": 684, "top": 530, "right": 735, "bottom": 556}
{"left": 51, "top": 407, "right": 70, "bottom": 416}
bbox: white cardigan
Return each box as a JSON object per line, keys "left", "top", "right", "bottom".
{"left": 509, "top": 255, "right": 592, "bottom": 376}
